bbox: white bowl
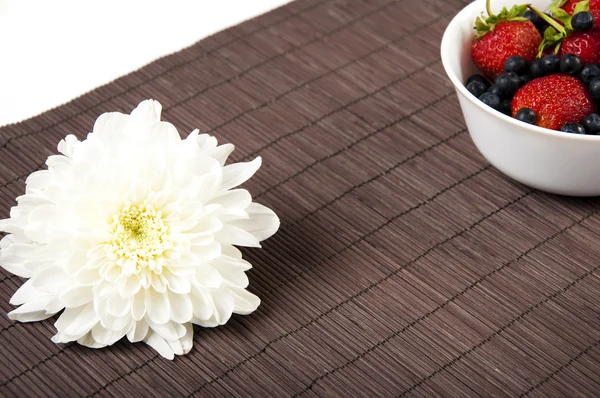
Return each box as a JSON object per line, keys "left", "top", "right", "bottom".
{"left": 441, "top": 0, "right": 600, "bottom": 196}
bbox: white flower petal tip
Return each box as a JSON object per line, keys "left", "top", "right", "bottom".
{"left": 0, "top": 100, "right": 279, "bottom": 359}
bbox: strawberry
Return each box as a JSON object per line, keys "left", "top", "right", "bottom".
{"left": 511, "top": 74, "right": 596, "bottom": 130}
{"left": 471, "top": 0, "right": 542, "bottom": 80}
{"left": 558, "top": 0, "right": 600, "bottom": 24}
{"left": 534, "top": 1, "right": 600, "bottom": 63}
{"left": 559, "top": 28, "right": 600, "bottom": 63}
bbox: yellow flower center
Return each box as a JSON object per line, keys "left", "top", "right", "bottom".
{"left": 106, "top": 202, "right": 173, "bottom": 275}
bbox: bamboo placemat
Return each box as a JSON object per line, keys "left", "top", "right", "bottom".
{"left": 1, "top": 0, "right": 600, "bottom": 396}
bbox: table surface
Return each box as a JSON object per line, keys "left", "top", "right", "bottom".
{"left": 0, "top": 0, "right": 290, "bottom": 127}
{"left": 1, "top": 0, "right": 600, "bottom": 396}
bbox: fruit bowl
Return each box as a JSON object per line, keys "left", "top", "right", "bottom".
{"left": 442, "top": 0, "right": 600, "bottom": 196}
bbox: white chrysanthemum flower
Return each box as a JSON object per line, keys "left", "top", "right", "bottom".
{"left": 0, "top": 100, "right": 279, "bottom": 359}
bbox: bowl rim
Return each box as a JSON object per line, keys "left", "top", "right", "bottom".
{"left": 441, "top": 0, "right": 600, "bottom": 142}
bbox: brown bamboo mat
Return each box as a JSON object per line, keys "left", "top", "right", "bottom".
{"left": 0, "top": 0, "right": 599, "bottom": 396}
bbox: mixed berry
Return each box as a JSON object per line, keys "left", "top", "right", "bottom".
{"left": 467, "top": 0, "right": 600, "bottom": 134}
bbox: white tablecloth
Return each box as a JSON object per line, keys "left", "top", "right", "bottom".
{"left": 0, "top": 0, "right": 291, "bottom": 127}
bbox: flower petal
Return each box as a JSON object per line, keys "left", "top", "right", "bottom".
{"left": 92, "top": 111, "right": 128, "bottom": 139}
{"left": 57, "top": 134, "right": 80, "bottom": 157}
{"left": 145, "top": 289, "right": 170, "bottom": 325}
{"left": 128, "top": 99, "right": 162, "bottom": 129}
{"left": 229, "top": 202, "right": 280, "bottom": 242}
{"left": 144, "top": 331, "right": 175, "bottom": 360}
{"left": 77, "top": 332, "right": 107, "bottom": 349}
{"left": 24, "top": 204, "right": 59, "bottom": 243}
{"left": 148, "top": 319, "right": 186, "bottom": 341}
{"left": 10, "top": 280, "right": 43, "bottom": 305}
{"left": 127, "top": 319, "right": 149, "bottom": 343}
{"left": 31, "top": 266, "right": 69, "bottom": 294}
{"left": 107, "top": 294, "right": 131, "bottom": 317}
{"left": 91, "top": 323, "right": 128, "bottom": 346}
{"left": 217, "top": 224, "right": 261, "bottom": 248}
{"left": 132, "top": 290, "right": 146, "bottom": 321}
{"left": 8, "top": 297, "right": 55, "bottom": 322}
{"left": 212, "top": 261, "right": 249, "bottom": 288}
{"left": 54, "top": 303, "right": 98, "bottom": 339}
{"left": 206, "top": 143, "right": 234, "bottom": 167}
{"left": 59, "top": 285, "right": 94, "bottom": 308}
{"left": 168, "top": 291, "right": 193, "bottom": 324}
{"left": 118, "top": 275, "right": 141, "bottom": 298}
{"left": 231, "top": 288, "right": 261, "bottom": 315}
{"left": 164, "top": 272, "right": 191, "bottom": 294}
{"left": 212, "top": 287, "right": 234, "bottom": 325}
{"left": 191, "top": 240, "right": 222, "bottom": 263}
{"left": 165, "top": 323, "right": 194, "bottom": 356}
{"left": 190, "top": 286, "right": 213, "bottom": 321}
{"left": 207, "top": 189, "right": 251, "bottom": 209}
{"left": 194, "top": 264, "right": 222, "bottom": 289}
{"left": 220, "top": 157, "right": 261, "bottom": 191}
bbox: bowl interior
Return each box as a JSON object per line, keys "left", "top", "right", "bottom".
{"left": 440, "top": 0, "right": 600, "bottom": 142}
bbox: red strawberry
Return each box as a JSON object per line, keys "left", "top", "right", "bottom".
{"left": 559, "top": 28, "right": 600, "bottom": 63}
{"left": 535, "top": 1, "right": 600, "bottom": 62}
{"left": 471, "top": 0, "right": 542, "bottom": 80}
{"left": 560, "top": 0, "right": 600, "bottom": 23}
{"left": 511, "top": 74, "right": 596, "bottom": 130}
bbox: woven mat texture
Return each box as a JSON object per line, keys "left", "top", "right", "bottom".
{"left": 1, "top": 0, "right": 600, "bottom": 396}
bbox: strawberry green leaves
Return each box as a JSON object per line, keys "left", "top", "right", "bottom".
{"left": 535, "top": 0, "right": 590, "bottom": 56}
{"left": 474, "top": 2, "right": 529, "bottom": 39}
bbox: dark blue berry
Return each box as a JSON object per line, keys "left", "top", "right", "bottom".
{"left": 541, "top": 54, "right": 560, "bottom": 74}
{"left": 466, "top": 80, "right": 487, "bottom": 97}
{"left": 560, "top": 54, "right": 583, "bottom": 75}
{"left": 494, "top": 72, "right": 522, "bottom": 96}
{"left": 504, "top": 56, "right": 529, "bottom": 75}
{"left": 520, "top": 74, "right": 532, "bottom": 85}
{"left": 530, "top": 58, "right": 546, "bottom": 78}
{"left": 572, "top": 11, "right": 594, "bottom": 31}
{"left": 487, "top": 85, "right": 504, "bottom": 97}
{"left": 466, "top": 74, "right": 490, "bottom": 88}
{"left": 589, "top": 77, "right": 600, "bottom": 99}
{"left": 515, "top": 108, "right": 537, "bottom": 124}
{"left": 479, "top": 92, "right": 501, "bottom": 110}
{"left": 500, "top": 98, "right": 512, "bottom": 115}
{"left": 583, "top": 113, "right": 600, "bottom": 134}
{"left": 580, "top": 64, "right": 600, "bottom": 85}
{"left": 560, "top": 122, "right": 587, "bottom": 134}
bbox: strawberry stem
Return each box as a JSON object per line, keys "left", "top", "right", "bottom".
{"left": 528, "top": 5, "right": 567, "bottom": 34}
{"left": 486, "top": 0, "right": 493, "bottom": 16}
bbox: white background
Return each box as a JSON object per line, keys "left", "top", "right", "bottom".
{"left": 0, "top": 0, "right": 291, "bottom": 127}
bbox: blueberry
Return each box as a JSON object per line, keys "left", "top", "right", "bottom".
{"left": 530, "top": 58, "right": 546, "bottom": 78}
{"left": 560, "top": 54, "right": 583, "bottom": 75}
{"left": 572, "top": 11, "right": 594, "bottom": 31}
{"left": 479, "top": 92, "right": 501, "bottom": 110}
{"left": 487, "top": 85, "right": 504, "bottom": 97}
{"left": 466, "top": 74, "right": 490, "bottom": 88}
{"left": 494, "top": 72, "right": 522, "bottom": 96}
{"left": 583, "top": 113, "right": 600, "bottom": 134}
{"left": 520, "top": 74, "right": 532, "bottom": 85}
{"left": 500, "top": 98, "right": 512, "bottom": 115}
{"left": 560, "top": 122, "right": 587, "bottom": 134}
{"left": 589, "top": 77, "right": 600, "bottom": 99}
{"left": 504, "top": 56, "right": 529, "bottom": 75}
{"left": 580, "top": 64, "right": 600, "bottom": 85}
{"left": 466, "top": 80, "right": 487, "bottom": 97}
{"left": 541, "top": 54, "right": 560, "bottom": 74}
{"left": 515, "top": 108, "right": 537, "bottom": 124}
